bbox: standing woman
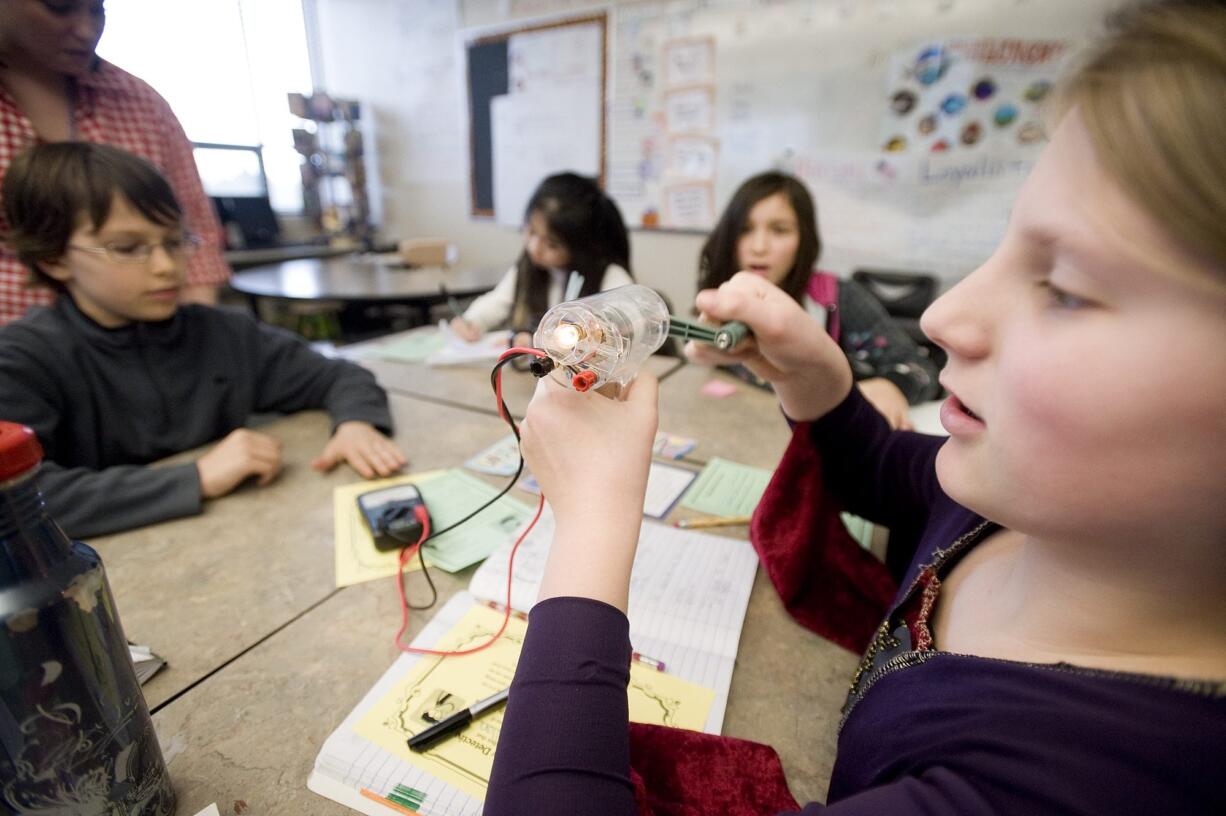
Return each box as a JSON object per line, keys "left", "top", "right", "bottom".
{"left": 0, "top": 0, "right": 229, "bottom": 324}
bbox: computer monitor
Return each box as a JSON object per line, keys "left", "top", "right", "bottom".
{"left": 193, "top": 143, "right": 281, "bottom": 249}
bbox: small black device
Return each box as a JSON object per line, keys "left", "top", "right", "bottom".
{"left": 357, "top": 484, "right": 430, "bottom": 551}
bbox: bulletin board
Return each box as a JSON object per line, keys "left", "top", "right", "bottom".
{"left": 465, "top": 14, "right": 607, "bottom": 223}
{"left": 605, "top": 0, "right": 1122, "bottom": 279}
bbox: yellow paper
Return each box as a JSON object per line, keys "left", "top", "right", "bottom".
{"left": 333, "top": 471, "right": 444, "bottom": 587}
{"left": 353, "top": 603, "right": 716, "bottom": 802}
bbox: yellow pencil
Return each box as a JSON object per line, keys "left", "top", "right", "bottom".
{"left": 674, "top": 515, "right": 752, "bottom": 529}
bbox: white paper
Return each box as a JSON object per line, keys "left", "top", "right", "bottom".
{"left": 426, "top": 321, "right": 509, "bottom": 367}
{"left": 309, "top": 594, "right": 482, "bottom": 816}
{"left": 468, "top": 509, "right": 758, "bottom": 733}
{"left": 663, "top": 37, "right": 716, "bottom": 87}
{"left": 667, "top": 135, "right": 718, "bottom": 180}
{"left": 664, "top": 183, "right": 714, "bottom": 227}
{"left": 664, "top": 87, "right": 714, "bottom": 132}
{"left": 643, "top": 462, "right": 698, "bottom": 519}
{"left": 191, "top": 806, "right": 221, "bottom": 816}
{"left": 491, "top": 84, "right": 600, "bottom": 227}
{"left": 464, "top": 434, "right": 521, "bottom": 477}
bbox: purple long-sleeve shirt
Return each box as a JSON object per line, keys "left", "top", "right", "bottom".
{"left": 486, "top": 388, "right": 1226, "bottom": 814}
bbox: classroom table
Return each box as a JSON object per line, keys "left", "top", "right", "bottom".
{"left": 229, "top": 256, "right": 506, "bottom": 317}
{"left": 91, "top": 396, "right": 515, "bottom": 711}
{"left": 654, "top": 363, "right": 794, "bottom": 467}
{"left": 93, "top": 359, "right": 864, "bottom": 814}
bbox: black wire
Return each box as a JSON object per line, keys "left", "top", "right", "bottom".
{"left": 387, "top": 525, "right": 438, "bottom": 610}
{"left": 391, "top": 352, "right": 539, "bottom": 612}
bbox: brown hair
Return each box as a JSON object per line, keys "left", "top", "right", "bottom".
{"left": 1062, "top": 0, "right": 1226, "bottom": 276}
{"left": 699, "top": 171, "right": 822, "bottom": 304}
{"left": 509, "top": 172, "right": 632, "bottom": 331}
{"left": 2, "top": 142, "right": 182, "bottom": 291}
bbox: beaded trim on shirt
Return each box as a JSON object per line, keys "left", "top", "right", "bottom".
{"left": 838, "top": 521, "right": 1226, "bottom": 732}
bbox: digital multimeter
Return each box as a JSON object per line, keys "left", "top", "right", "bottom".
{"left": 356, "top": 484, "right": 430, "bottom": 552}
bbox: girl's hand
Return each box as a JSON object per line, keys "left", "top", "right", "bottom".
{"left": 520, "top": 372, "right": 659, "bottom": 611}
{"left": 857, "top": 377, "right": 913, "bottom": 430}
{"left": 450, "top": 317, "right": 482, "bottom": 342}
{"left": 687, "top": 272, "right": 853, "bottom": 422}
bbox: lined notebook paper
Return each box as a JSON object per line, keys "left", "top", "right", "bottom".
{"left": 310, "top": 511, "right": 759, "bottom": 813}
{"left": 309, "top": 594, "right": 485, "bottom": 816}
{"left": 468, "top": 508, "right": 758, "bottom": 733}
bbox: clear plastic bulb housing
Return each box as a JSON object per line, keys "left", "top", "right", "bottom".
{"left": 533, "top": 284, "right": 669, "bottom": 391}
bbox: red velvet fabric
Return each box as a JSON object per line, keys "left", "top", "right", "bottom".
{"left": 629, "top": 723, "right": 800, "bottom": 816}
{"left": 621, "top": 424, "right": 897, "bottom": 816}
{"left": 750, "top": 422, "right": 898, "bottom": 653}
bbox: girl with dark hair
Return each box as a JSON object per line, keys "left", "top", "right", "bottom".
{"left": 701, "top": 171, "right": 938, "bottom": 428}
{"left": 451, "top": 172, "right": 633, "bottom": 345}
{"left": 486, "top": 3, "right": 1226, "bottom": 814}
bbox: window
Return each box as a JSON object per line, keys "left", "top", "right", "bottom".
{"left": 96, "top": 0, "right": 314, "bottom": 213}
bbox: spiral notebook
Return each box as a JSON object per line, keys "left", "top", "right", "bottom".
{"left": 308, "top": 512, "right": 759, "bottom": 814}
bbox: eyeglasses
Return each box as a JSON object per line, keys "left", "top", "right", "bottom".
{"left": 67, "top": 234, "right": 202, "bottom": 265}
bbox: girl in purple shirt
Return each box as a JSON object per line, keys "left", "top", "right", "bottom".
{"left": 487, "top": 3, "right": 1226, "bottom": 813}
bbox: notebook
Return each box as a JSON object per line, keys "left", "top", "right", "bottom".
{"left": 425, "top": 321, "right": 509, "bottom": 367}
{"left": 309, "top": 510, "right": 759, "bottom": 814}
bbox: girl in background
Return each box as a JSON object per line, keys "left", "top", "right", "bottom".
{"left": 451, "top": 172, "right": 633, "bottom": 345}
{"left": 487, "top": 2, "right": 1226, "bottom": 813}
{"left": 700, "top": 171, "right": 938, "bottom": 429}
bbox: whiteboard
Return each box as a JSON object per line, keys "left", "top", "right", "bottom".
{"left": 466, "top": 15, "right": 605, "bottom": 220}
{"left": 492, "top": 83, "right": 602, "bottom": 226}
{"left": 606, "top": 0, "right": 1123, "bottom": 280}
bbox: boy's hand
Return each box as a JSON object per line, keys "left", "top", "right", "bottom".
{"left": 449, "top": 317, "right": 482, "bottom": 342}
{"left": 858, "top": 377, "right": 913, "bottom": 430}
{"left": 687, "top": 272, "right": 854, "bottom": 422}
{"left": 311, "top": 421, "right": 407, "bottom": 479}
{"left": 197, "top": 428, "right": 283, "bottom": 499}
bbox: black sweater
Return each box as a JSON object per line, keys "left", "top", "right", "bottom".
{"left": 0, "top": 298, "right": 393, "bottom": 538}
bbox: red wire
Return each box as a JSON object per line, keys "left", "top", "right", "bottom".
{"left": 394, "top": 346, "right": 549, "bottom": 657}
{"left": 495, "top": 346, "right": 548, "bottom": 422}
{"left": 395, "top": 493, "right": 546, "bottom": 656}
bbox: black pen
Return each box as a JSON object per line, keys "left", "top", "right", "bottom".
{"left": 406, "top": 687, "right": 509, "bottom": 752}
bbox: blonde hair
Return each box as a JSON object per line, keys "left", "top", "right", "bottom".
{"left": 1062, "top": 1, "right": 1226, "bottom": 277}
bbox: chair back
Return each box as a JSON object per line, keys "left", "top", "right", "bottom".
{"left": 850, "top": 268, "right": 938, "bottom": 319}
{"left": 851, "top": 268, "right": 945, "bottom": 372}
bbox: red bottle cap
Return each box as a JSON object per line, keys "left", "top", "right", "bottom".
{"left": 0, "top": 422, "right": 43, "bottom": 481}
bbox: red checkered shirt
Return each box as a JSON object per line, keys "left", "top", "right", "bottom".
{"left": 0, "top": 58, "right": 230, "bottom": 325}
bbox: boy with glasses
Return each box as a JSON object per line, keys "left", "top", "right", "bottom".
{"left": 0, "top": 142, "right": 406, "bottom": 537}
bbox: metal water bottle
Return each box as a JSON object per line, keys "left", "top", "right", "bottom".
{"left": 0, "top": 422, "right": 175, "bottom": 814}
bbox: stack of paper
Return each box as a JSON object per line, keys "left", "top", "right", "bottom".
{"left": 310, "top": 510, "right": 759, "bottom": 814}
{"left": 128, "top": 643, "right": 165, "bottom": 685}
{"left": 468, "top": 509, "right": 757, "bottom": 734}
{"left": 426, "top": 322, "right": 509, "bottom": 367}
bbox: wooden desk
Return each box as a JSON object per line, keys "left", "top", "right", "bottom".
{"left": 152, "top": 556, "right": 857, "bottom": 813}
{"left": 230, "top": 257, "right": 504, "bottom": 309}
{"left": 656, "top": 363, "right": 793, "bottom": 469}
{"left": 104, "top": 372, "right": 859, "bottom": 812}
{"left": 92, "top": 396, "right": 514, "bottom": 710}
{"left": 224, "top": 244, "right": 359, "bottom": 272}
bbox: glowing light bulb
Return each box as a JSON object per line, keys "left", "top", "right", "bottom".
{"left": 554, "top": 323, "right": 581, "bottom": 350}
